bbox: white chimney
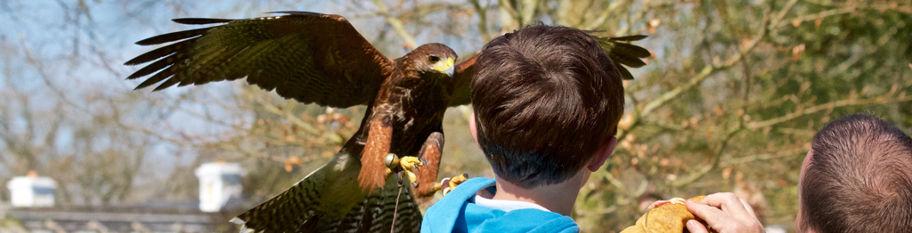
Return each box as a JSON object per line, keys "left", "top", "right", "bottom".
{"left": 6, "top": 171, "right": 56, "bottom": 208}
{"left": 194, "top": 162, "right": 243, "bottom": 212}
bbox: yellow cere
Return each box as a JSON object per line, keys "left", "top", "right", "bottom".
{"left": 432, "top": 57, "right": 456, "bottom": 77}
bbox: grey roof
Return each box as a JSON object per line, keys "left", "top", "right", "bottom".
{"left": 0, "top": 205, "right": 242, "bottom": 233}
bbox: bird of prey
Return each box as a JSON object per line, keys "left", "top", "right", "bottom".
{"left": 125, "top": 11, "right": 649, "bottom": 233}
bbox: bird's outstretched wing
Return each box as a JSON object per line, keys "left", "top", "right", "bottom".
{"left": 125, "top": 11, "right": 394, "bottom": 107}
{"left": 446, "top": 34, "right": 649, "bottom": 106}
{"left": 446, "top": 55, "right": 477, "bottom": 106}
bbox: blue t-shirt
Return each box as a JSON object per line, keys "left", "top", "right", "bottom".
{"left": 421, "top": 177, "right": 579, "bottom": 233}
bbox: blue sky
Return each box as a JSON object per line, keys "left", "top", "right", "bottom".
{"left": 0, "top": 1, "right": 343, "bottom": 181}
{"left": 0, "top": 0, "right": 496, "bottom": 190}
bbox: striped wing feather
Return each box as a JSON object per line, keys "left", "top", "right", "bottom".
{"left": 126, "top": 11, "right": 394, "bottom": 107}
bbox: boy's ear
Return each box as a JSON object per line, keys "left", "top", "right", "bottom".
{"left": 587, "top": 136, "right": 617, "bottom": 172}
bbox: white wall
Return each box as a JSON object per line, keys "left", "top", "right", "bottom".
{"left": 194, "top": 162, "right": 243, "bottom": 212}
{"left": 6, "top": 175, "right": 56, "bottom": 208}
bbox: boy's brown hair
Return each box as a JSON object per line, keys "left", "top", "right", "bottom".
{"left": 471, "top": 25, "right": 624, "bottom": 188}
{"left": 800, "top": 114, "right": 912, "bottom": 233}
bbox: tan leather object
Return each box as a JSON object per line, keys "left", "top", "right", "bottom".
{"left": 620, "top": 196, "right": 705, "bottom": 233}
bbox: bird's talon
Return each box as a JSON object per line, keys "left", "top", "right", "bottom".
{"left": 399, "top": 156, "right": 423, "bottom": 171}
{"left": 439, "top": 173, "right": 468, "bottom": 195}
{"left": 405, "top": 171, "right": 418, "bottom": 185}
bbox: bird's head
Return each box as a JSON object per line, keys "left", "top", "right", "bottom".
{"left": 408, "top": 43, "right": 457, "bottom": 78}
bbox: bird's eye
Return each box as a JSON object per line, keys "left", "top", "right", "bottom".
{"left": 428, "top": 55, "right": 440, "bottom": 63}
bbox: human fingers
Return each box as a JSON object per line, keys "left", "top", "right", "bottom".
{"left": 701, "top": 193, "right": 751, "bottom": 218}
{"left": 739, "top": 197, "right": 757, "bottom": 218}
{"left": 686, "top": 200, "right": 727, "bottom": 230}
{"left": 685, "top": 220, "right": 709, "bottom": 233}
{"left": 687, "top": 200, "right": 763, "bottom": 233}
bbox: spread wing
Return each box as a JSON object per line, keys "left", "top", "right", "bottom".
{"left": 446, "top": 34, "right": 648, "bottom": 106}
{"left": 125, "top": 11, "right": 394, "bottom": 107}
{"left": 446, "top": 54, "right": 478, "bottom": 106}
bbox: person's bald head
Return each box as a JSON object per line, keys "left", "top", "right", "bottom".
{"left": 798, "top": 114, "right": 912, "bottom": 233}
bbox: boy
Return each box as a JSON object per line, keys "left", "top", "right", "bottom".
{"left": 422, "top": 25, "right": 623, "bottom": 232}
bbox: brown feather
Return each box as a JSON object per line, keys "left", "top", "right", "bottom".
{"left": 135, "top": 28, "right": 208, "bottom": 45}
{"left": 125, "top": 54, "right": 176, "bottom": 79}
{"left": 123, "top": 41, "right": 186, "bottom": 65}
{"left": 358, "top": 115, "right": 393, "bottom": 192}
{"left": 447, "top": 54, "right": 478, "bottom": 106}
{"left": 153, "top": 76, "right": 180, "bottom": 91}
{"left": 414, "top": 132, "right": 444, "bottom": 197}
{"left": 134, "top": 68, "right": 174, "bottom": 90}
{"left": 610, "top": 34, "right": 648, "bottom": 41}
{"left": 172, "top": 18, "right": 233, "bottom": 25}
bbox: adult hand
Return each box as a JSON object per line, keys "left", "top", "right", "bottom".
{"left": 685, "top": 192, "right": 763, "bottom": 233}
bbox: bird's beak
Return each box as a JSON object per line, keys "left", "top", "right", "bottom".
{"left": 432, "top": 57, "right": 456, "bottom": 78}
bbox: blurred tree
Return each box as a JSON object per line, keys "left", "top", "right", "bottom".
{"left": 0, "top": 36, "right": 155, "bottom": 206}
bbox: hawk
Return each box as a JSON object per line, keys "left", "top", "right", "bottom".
{"left": 125, "top": 11, "right": 649, "bottom": 233}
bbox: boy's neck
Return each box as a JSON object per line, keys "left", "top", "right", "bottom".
{"left": 490, "top": 174, "right": 584, "bottom": 216}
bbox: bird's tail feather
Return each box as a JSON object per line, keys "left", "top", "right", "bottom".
{"left": 232, "top": 154, "right": 422, "bottom": 233}
{"left": 328, "top": 174, "right": 422, "bottom": 233}
{"left": 232, "top": 160, "right": 333, "bottom": 233}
